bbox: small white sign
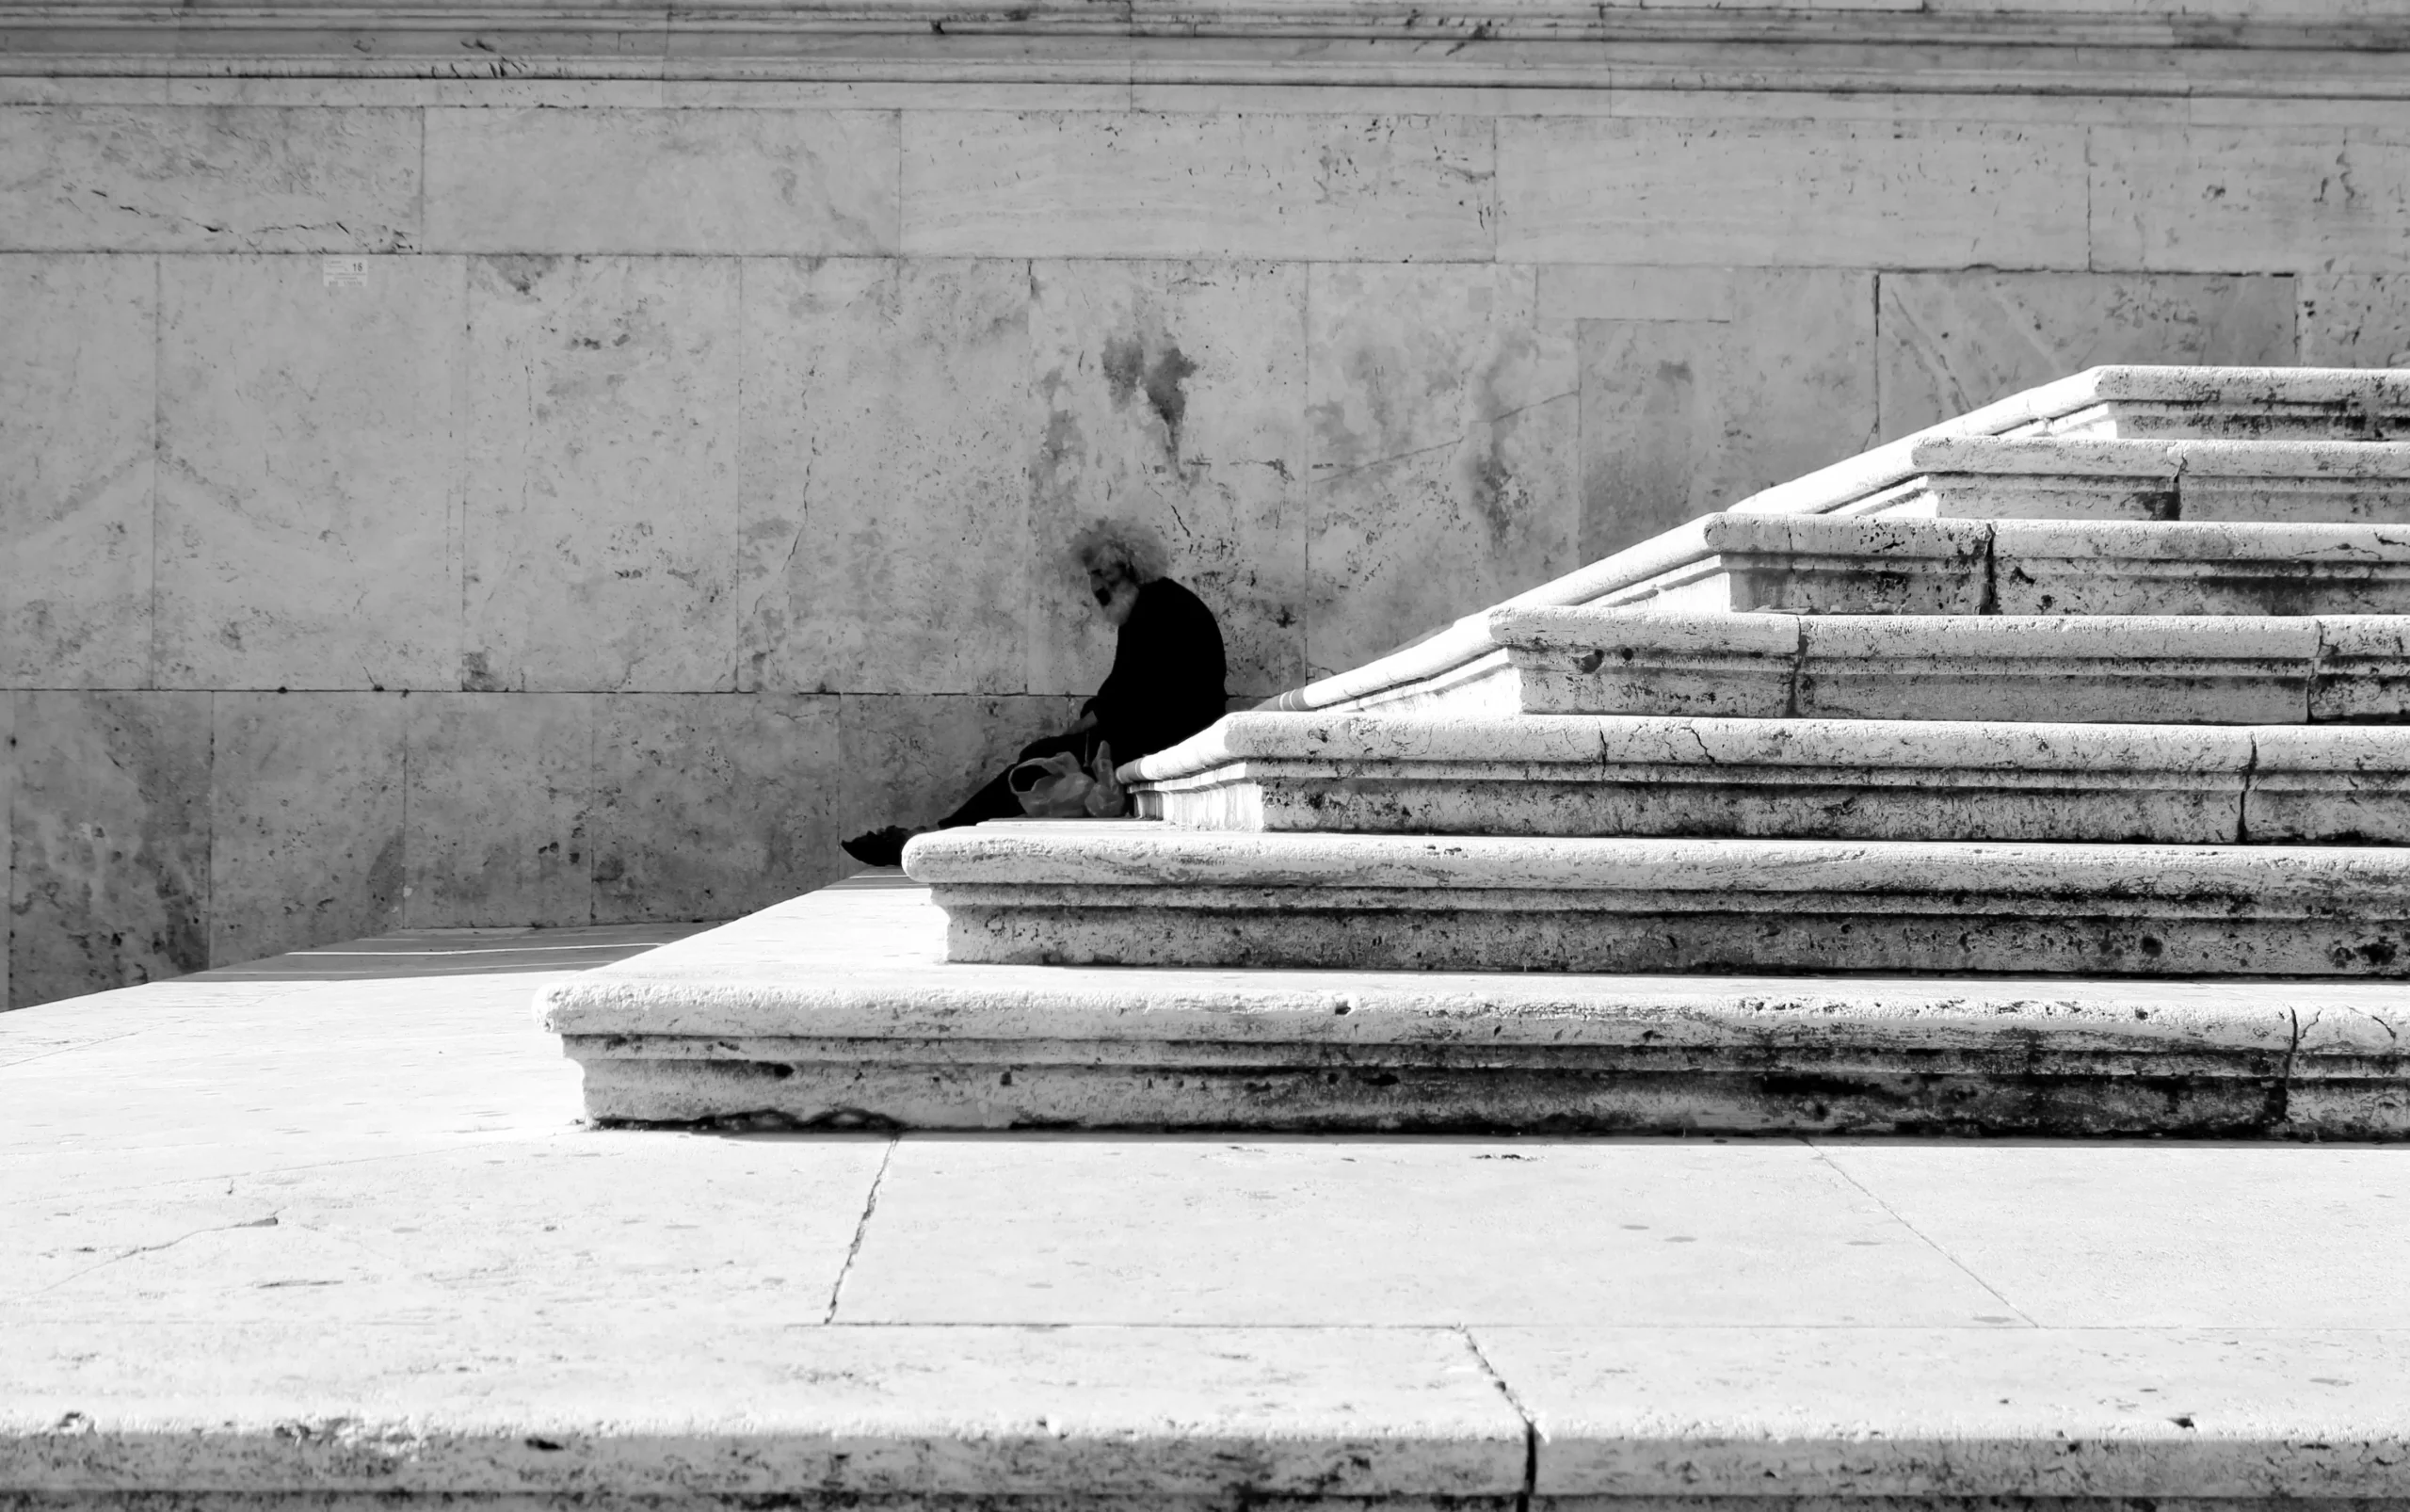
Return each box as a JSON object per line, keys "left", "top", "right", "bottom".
{"left": 322, "top": 256, "right": 368, "bottom": 288}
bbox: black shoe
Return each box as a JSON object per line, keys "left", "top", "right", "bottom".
{"left": 841, "top": 826, "right": 912, "bottom": 869}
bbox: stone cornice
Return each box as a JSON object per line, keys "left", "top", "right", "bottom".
{"left": 5, "top": 1, "right": 2409, "bottom": 89}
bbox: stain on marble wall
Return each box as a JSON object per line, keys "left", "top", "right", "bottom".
{"left": 0, "top": 106, "right": 419, "bottom": 252}
{"left": 737, "top": 258, "right": 1034, "bottom": 698}
{"left": 155, "top": 255, "right": 463, "bottom": 690}
{"left": 207, "top": 692, "right": 406, "bottom": 966}
{"left": 589, "top": 694, "right": 841, "bottom": 924}
{"left": 1876, "top": 272, "right": 2297, "bottom": 439}
{"left": 404, "top": 693, "right": 593, "bottom": 929}
{"left": 0, "top": 254, "right": 153, "bottom": 688}
{"left": 8, "top": 692, "right": 211, "bottom": 1006}
{"left": 1027, "top": 260, "right": 1308, "bottom": 699}
{"left": 1306, "top": 263, "right": 1577, "bottom": 678}
{"left": 1574, "top": 267, "right": 1877, "bottom": 561}
{"left": 2301, "top": 276, "right": 2410, "bottom": 366}
{"left": 426, "top": 109, "right": 900, "bottom": 256}
{"left": 463, "top": 255, "right": 741, "bottom": 694}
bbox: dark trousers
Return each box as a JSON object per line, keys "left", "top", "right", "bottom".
{"left": 939, "top": 730, "right": 1110, "bottom": 829}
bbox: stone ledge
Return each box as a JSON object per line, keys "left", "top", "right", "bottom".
{"left": 1123, "top": 714, "right": 2410, "bottom": 844}
{"left": 542, "top": 880, "right": 2410, "bottom": 1134}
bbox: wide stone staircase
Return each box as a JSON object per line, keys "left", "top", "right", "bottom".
{"left": 543, "top": 367, "right": 2410, "bottom": 1137}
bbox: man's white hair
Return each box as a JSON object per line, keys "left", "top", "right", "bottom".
{"left": 1070, "top": 520, "right": 1168, "bottom": 585}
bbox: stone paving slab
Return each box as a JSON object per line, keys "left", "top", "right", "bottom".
{"left": 9, "top": 909, "right": 2410, "bottom": 1506}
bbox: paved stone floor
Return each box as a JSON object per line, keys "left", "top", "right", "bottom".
{"left": 5, "top": 885, "right": 2410, "bottom": 1506}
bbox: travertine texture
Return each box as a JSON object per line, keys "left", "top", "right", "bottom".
{"left": 425, "top": 108, "right": 899, "bottom": 255}
{"left": 206, "top": 691, "right": 406, "bottom": 965}
{"left": 547, "top": 880, "right": 2410, "bottom": 1134}
{"left": 155, "top": 254, "right": 462, "bottom": 690}
{"left": 402, "top": 693, "right": 594, "bottom": 929}
{"left": 463, "top": 254, "right": 740, "bottom": 694}
{"left": 0, "top": 254, "right": 153, "bottom": 687}
{"left": 1878, "top": 273, "right": 2297, "bottom": 438}
{"left": 1308, "top": 264, "right": 1577, "bottom": 677}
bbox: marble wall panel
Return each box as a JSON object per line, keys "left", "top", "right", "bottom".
{"left": 1876, "top": 271, "right": 2298, "bottom": 441}
{"left": 1496, "top": 119, "right": 2090, "bottom": 268}
{"left": 2301, "top": 275, "right": 2410, "bottom": 366}
{"left": 208, "top": 691, "right": 405, "bottom": 968}
{"left": 0, "top": 254, "right": 154, "bottom": 687}
{"left": 2091, "top": 128, "right": 2410, "bottom": 274}
{"left": 902, "top": 112, "right": 1494, "bottom": 261}
{"left": 1578, "top": 268, "right": 1878, "bottom": 563}
{"left": 1305, "top": 264, "right": 1577, "bottom": 681}
{"left": 463, "top": 255, "right": 741, "bottom": 694}
{"left": 403, "top": 693, "right": 594, "bottom": 929}
{"left": 837, "top": 694, "right": 1082, "bottom": 837}
{"left": 154, "top": 255, "right": 462, "bottom": 691}
{"left": 424, "top": 108, "right": 899, "bottom": 256}
{"left": 0, "top": 106, "right": 418, "bottom": 252}
{"left": 0, "top": 692, "right": 10, "bottom": 1009}
{"left": 738, "top": 258, "right": 1034, "bottom": 698}
{"left": 1026, "top": 260, "right": 1309, "bottom": 700}
{"left": 589, "top": 693, "right": 841, "bottom": 924}
{"left": 8, "top": 692, "right": 212, "bottom": 1009}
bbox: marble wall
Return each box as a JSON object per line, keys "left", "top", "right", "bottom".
{"left": 7, "top": 91, "right": 2407, "bottom": 1005}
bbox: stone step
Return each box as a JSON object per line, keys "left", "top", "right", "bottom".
{"left": 544, "top": 878, "right": 2410, "bottom": 1135}
{"left": 1857, "top": 437, "right": 2410, "bottom": 523}
{"left": 1422, "top": 609, "right": 2410, "bottom": 723}
{"left": 1125, "top": 714, "right": 2410, "bottom": 844}
{"left": 1265, "top": 367, "right": 2410, "bottom": 719}
{"left": 1657, "top": 515, "right": 2410, "bottom": 617}
{"left": 907, "top": 826, "right": 2410, "bottom": 977}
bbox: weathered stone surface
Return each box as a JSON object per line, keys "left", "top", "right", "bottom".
{"left": 1799, "top": 614, "right": 2318, "bottom": 724}
{"left": 1498, "top": 119, "right": 2089, "bottom": 267}
{"left": 837, "top": 693, "right": 1081, "bottom": 835}
{"left": 403, "top": 693, "right": 595, "bottom": 929}
{"left": 0, "top": 252, "right": 153, "bottom": 687}
{"left": 588, "top": 693, "right": 841, "bottom": 925}
{"left": 1808, "top": 1142, "right": 2410, "bottom": 1329}
{"left": 1130, "top": 713, "right": 2254, "bottom": 844}
{"left": 2300, "top": 273, "right": 2410, "bottom": 366}
{"left": 838, "top": 1138, "right": 2016, "bottom": 1326}
{"left": 1488, "top": 1325, "right": 2410, "bottom": 1497}
{"left": 1491, "top": 607, "right": 1799, "bottom": 718}
{"left": 911, "top": 827, "right": 2410, "bottom": 976}
{"left": 206, "top": 692, "right": 405, "bottom": 969}
{"left": 2245, "top": 727, "right": 2410, "bottom": 845}
{"left": 1707, "top": 513, "right": 1993, "bottom": 615}
{"left": 737, "top": 257, "right": 1031, "bottom": 697}
{"left": 425, "top": 107, "right": 899, "bottom": 255}
{"left": 0, "top": 106, "right": 418, "bottom": 252}
{"left": 2314, "top": 614, "right": 2410, "bottom": 721}
{"left": 1877, "top": 272, "right": 2297, "bottom": 440}
{"left": 545, "top": 881, "right": 2403, "bottom": 1135}
{"left": 1991, "top": 520, "right": 2410, "bottom": 617}
{"left": 1307, "top": 264, "right": 1577, "bottom": 678}
{"left": 464, "top": 255, "right": 740, "bottom": 693}
{"left": 1027, "top": 259, "right": 1308, "bottom": 699}
{"left": 903, "top": 112, "right": 1495, "bottom": 261}
{"left": 1577, "top": 268, "right": 1877, "bottom": 561}
{"left": 7, "top": 693, "right": 211, "bottom": 1010}
{"left": 155, "top": 254, "right": 461, "bottom": 691}
{"left": 2094, "top": 127, "right": 2410, "bottom": 277}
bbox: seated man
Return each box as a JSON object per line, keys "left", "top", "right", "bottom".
{"left": 841, "top": 524, "right": 1228, "bottom": 868}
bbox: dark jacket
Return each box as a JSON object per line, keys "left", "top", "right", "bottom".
{"left": 1083, "top": 578, "right": 1228, "bottom": 761}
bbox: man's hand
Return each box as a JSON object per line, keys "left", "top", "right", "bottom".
{"left": 1068, "top": 710, "right": 1099, "bottom": 733}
